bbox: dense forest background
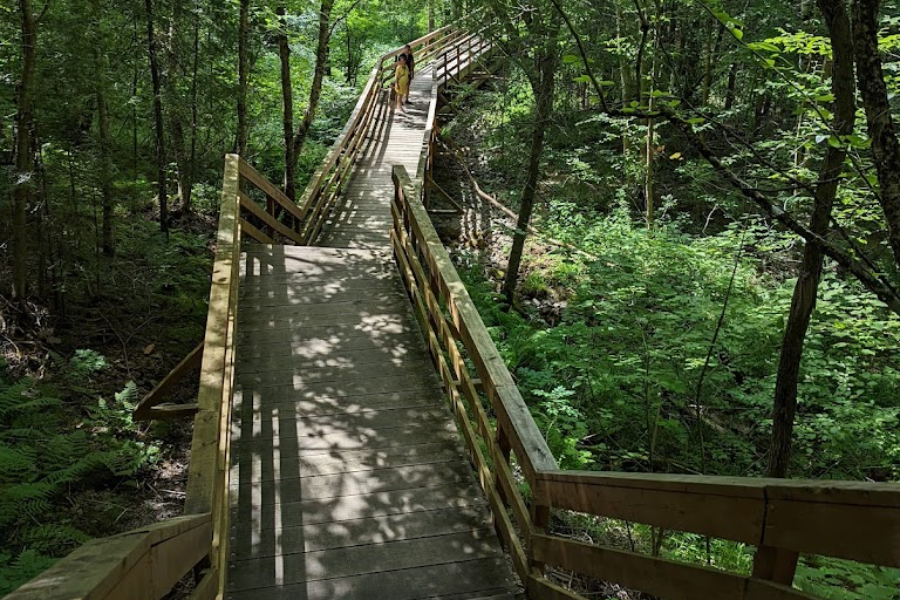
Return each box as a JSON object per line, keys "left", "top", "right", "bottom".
{"left": 1, "top": 0, "right": 900, "bottom": 597}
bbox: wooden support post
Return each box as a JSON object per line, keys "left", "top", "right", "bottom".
{"left": 495, "top": 424, "right": 512, "bottom": 507}
{"left": 265, "top": 196, "right": 275, "bottom": 238}
{"left": 752, "top": 546, "right": 800, "bottom": 586}
{"left": 529, "top": 480, "right": 551, "bottom": 577}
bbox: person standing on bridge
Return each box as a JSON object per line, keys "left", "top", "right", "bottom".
{"left": 404, "top": 44, "right": 415, "bottom": 82}
{"left": 395, "top": 54, "right": 410, "bottom": 114}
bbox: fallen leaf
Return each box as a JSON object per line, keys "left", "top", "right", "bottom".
{"left": 144, "top": 344, "right": 156, "bottom": 355}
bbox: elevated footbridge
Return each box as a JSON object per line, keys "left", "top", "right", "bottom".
{"left": 7, "top": 23, "right": 899, "bottom": 600}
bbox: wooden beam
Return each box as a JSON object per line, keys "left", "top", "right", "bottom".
{"left": 133, "top": 342, "right": 204, "bottom": 421}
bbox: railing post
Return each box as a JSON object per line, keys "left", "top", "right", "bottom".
{"left": 752, "top": 546, "right": 799, "bottom": 586}
{"left": 529, "top": 473, "right": 551, "bottom": 577}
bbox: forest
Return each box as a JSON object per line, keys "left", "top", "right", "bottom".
{"left": 1, "top": 0, "right": 899, "bottom": 598}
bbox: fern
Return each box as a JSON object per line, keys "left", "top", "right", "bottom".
{"left": 0, "top": 358, "right": 162, "bottom": 593}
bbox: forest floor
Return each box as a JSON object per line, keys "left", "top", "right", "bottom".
{"left": 0, "top": 209, "right": 215, "bottom": 593}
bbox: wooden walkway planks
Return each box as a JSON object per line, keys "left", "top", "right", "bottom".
{"left": 318, "top": 66, "right": 437, "bottom": 250}
{"left": 229, "top": 246, "right": 519, "bottom": 600}
{"left": 228, "top": 46, "right": 516, "bottom": 600}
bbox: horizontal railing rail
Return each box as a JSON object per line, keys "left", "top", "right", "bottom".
{"left": 5, "top": 513, "right": 212, "bottom": 600}
{"left": 390, "top": 164, "right": 900, "bottom": 600}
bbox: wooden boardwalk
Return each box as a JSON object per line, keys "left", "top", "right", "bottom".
{"left": 319, "top": 66, "right": 437, "bottom": 250}
{"left": 227, "top": 62, "right": 520, "bottom": 600}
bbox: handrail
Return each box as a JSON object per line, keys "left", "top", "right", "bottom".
{"left": 390, "top": 164, "right": 900, "bottom": 600}
{"left": 5, "top": 514, "right": 212, "bottom": 600}
{"left": 3, "top": 153, "right": 290, "bottom": 600}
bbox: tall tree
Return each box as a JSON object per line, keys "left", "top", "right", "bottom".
{"left": 290, "top": 0, "right": 334, "bottom": 178}
{"left": 852, "top": 0, "right": 900, "bottom": 267}
{"left": 237, "top": 0, "right": 250, "bottom": 157}
{"left": 766, "top": 0, "right": 857, "bottom": 478}
{"left": 146, "top": 0, "right": 168, "bottom": 234}
{"left": 12, "top": 0, "right": 37, "bottom": 299}
{"left": 491, "top": 0, "right": 561, "bottom": 302}
{"left": 91, "top": 0, "right": 116, "bottom": 255}
{"left": 276, "top": 1, "right": 296, "bottom": 198}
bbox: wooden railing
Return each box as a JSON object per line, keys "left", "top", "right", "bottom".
{"left": 390, "top": 165, "right": 900, "bottom": 600}
{"left": 4, "top": 154, "right": 276, "bottom": 600}
{"left": 418, "top": 31, "right": 492, "bottom": 212}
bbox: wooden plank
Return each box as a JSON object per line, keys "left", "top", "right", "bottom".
{"left": 231, "top": 481, "right": 487, "bottom": 528}
{"left": 239, "top": 218, "right": 274, "bottom": 244}
{"left": 133, "top": 342, "right": 203, "bottom": 421}
{"left": 525, "top": 576, "right": 585, "bottom": 600}
{"left": 233, "top": 442, "right": 463, "bottom": 483}
{"left": 229, "top": 505, "right": 493, "bottom": 557}
{"left": 762, "top": 497, "right": 900, "bottom": 567}
{"left": 186, "top": 154, "right": 241, "bottom": 516}
{"left": 6, "top": 536, "right": 148, "bottom": 600}
{"left": 230, "top": 461, "right": 476, "bottom": 503}
{"left": 148, "top": 519, "right": 213, "bottom": 598}
{"left": 535, "top": 471, "right": 766, "bottom": 544}
{"left": 186, "top": 570, "right": 216, "bottom": 600}
{"left": 227, "top": 558, "right": 517, "bottom": 600}
{"left": 239, "top": 191, "right": 304, "bottom": 243}
{"left": 237, "top": 157, "right": 305, "bottom": 222}
{"left": 532, "top": 534, "right": 748, "bottom": 600}
{"left": 229, "top": 530, "right": 504, "bottom": 591}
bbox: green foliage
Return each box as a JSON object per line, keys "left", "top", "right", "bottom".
{"left": 0, "top": 357, "right": 160, "bottom": 593}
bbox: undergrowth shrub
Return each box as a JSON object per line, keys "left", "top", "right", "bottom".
{"left": 0, "top": 353, "right": 160, "bottom": 594}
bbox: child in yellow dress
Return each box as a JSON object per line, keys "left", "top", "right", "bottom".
{"left": 395, "top": 54, "right": 410, "bottom": 114}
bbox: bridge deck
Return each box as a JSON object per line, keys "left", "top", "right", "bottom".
{"left": 228, "top": 60, "right": 518, "bottom": 599}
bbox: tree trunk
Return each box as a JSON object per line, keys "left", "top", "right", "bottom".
{"left": 188, "top": 7, "right": 200, "bottom": 209}
{"left": 167, "top": 0, "right": 192, "bottom": 212}
{"left": 290, "top": 0, "right": 335, "bottom": 190}
{"left": 91, "top": 0, "right": 115, "bottom": 255}
{"left": 428, "top": 0, "right": 435, "bottom": 30}
{"left": 146, "top": 0, "right": 168, "bottom": 234}
{"left": 766, "top": 0, "right": 856, "bottom": 478}
{"left": 724, "top": 62, "right": 738, "bottom": 111}
{"left": 502, "top": 51, "right": 556, "bottom": 303}
{"left": 237, "top": 0, "right": 250, "bottom": 157}
{"left": 276, "top": 2, "right": 296, "bottom": 199}
{"left": 12, "top": 0, "right": 36, "bottom": 299}
{"left": 853, "top": 0, "right": 900, "bottom": 268}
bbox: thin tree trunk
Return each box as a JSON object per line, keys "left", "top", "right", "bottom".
{"left": 167, "top": 0, "right": 192, "bottom": 212}
{"left": 188, "top": 6, "right": 200, "bottom": 208}
{"left": 12, "top": 0, "right": 36, "bottom": 299}
{"left": 91, "top": 0, "right": 115, "bottom": 255}
{"left": 766, "top": 0, "right": 856, "bottom": 478}
{"left": 237, "top": 0, "right": 250, "bottom": 157}
{"left": 853, "top": 0, "right": 900, "bottom": 268}
{"left": 276, "top": 2, "right": 296, "bottom": 199}
{"left": 290, "top": 0, "right": 335, "bottom": 186}
{"left": 724, "top": 62, "right": 738, "bottom": 111}
{"left": 502, "top": 51, "right": 556, "bottom": 303}
{"left": 146, "top": 0, "right": 168, "bottom": 234}
{"left": 428, "top": 0, "right": 435, "bottom": 30}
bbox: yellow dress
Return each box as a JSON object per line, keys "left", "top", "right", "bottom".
{"left": 396, "top": 64, "right": 410, "bottom": 97}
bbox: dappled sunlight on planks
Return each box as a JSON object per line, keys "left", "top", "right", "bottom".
{"left": 227, "top": 246, "right": 519, "bottom": 600}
